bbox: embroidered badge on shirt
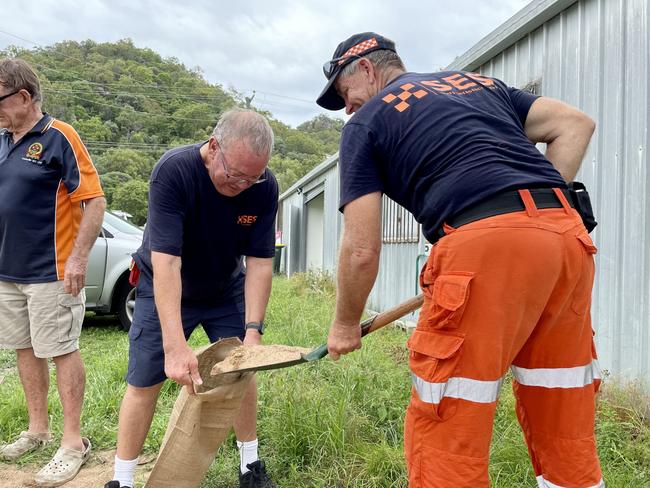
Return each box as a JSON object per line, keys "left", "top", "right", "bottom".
{"left": 26, "top": 142, "right": 44, "bottom": 160}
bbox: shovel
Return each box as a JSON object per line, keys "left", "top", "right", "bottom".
{"left": 210, "top": 293, "right": 424, "bottom": 376}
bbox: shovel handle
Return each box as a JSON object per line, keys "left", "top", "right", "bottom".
{"left": 360, "top": 294, "right": 424, "bottom": 337}
{"left": 304, "top": 294, "right": 425, "bottom": 362}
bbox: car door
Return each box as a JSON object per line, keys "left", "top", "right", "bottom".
{"left": 85, "top": 227, "right": 108, "bottom": 307}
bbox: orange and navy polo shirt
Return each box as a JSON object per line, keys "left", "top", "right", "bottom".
{"left": 0, "top": 114, "right": 104, "bottom": 283}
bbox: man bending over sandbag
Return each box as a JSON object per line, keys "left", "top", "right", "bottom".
{"left": 105, "top": 109, "right": 278, "bottom": 488}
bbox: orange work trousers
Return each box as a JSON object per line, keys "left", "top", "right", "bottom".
{"left": 405, "top": 189, "right": 603, "bottom": 488}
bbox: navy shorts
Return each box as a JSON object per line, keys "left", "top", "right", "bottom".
{"left": 126, "top": 290, "right": 245, "bottom": 387}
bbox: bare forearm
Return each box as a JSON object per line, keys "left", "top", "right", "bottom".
{"left": 334, "top": 238, "right": 380, "bottom": 325}
{"left": 151, "top": 253, "right": 185, "bottom": 349}
{"left": 544, "top": 123, "right": 595, "bottom": 182}
{"left": 70, "top": 197, "right": 106, "bottom": 259}
{"left": 244, "top": 257, "right": 273, "bottom": 322}
{"left": 327, "top": 192, "right": 381, "bottom": 359}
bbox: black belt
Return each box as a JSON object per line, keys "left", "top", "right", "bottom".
{"left": 435, "top": 187, "right": 573, "bottom": 242}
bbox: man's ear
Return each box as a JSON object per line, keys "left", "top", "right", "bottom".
{"left": 209, "top": 136, "right": 219, "bottom": 153}
{"left": 358, "top": 58, "right": 372, "bottom": 73}
{"left": 18, "top": 89, "right": 33, "bottom": 105}
{"left": 359, "top": 58, "right": 376, "bottom": 83}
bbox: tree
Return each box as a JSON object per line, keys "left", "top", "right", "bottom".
{"left": 95, "top": 148, "right": 156, "bottom": 180}
{"left": 297, "top": 114, "right": 345, "bottom": 132}
{"left": 76, "top": 116, "right": 113, "bottom": 142}
{"left": 112, "top": 179, "right": 149, "bottom": 225}
{"left": 99, "top": 171, "right": 132, "bottom": 206}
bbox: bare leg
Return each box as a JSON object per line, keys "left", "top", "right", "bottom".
{"left": 233, "top": 377, "right": 257, "bottom": 442}
{"left": 116, "top": 383, "right": 164, "bottom": 460}
{"left": 16, "top": 348, "right": 50, "bottom": 435}
{"left": 52, "top": 351, "right": 86, "bottom": 451}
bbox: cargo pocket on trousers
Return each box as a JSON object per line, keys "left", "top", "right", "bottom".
{"left": 571, "top": 231, "right": 598, "bottom": 315}
{"left": 423, "top": 272, "right": 474, "bottom": 328}
{"left": 56, "top": 293, "right": 85, "bottom": 342}
{"left": 407, "top": 329, "right": 465, "bottom": 421}
{"left": 129, "top": 325, "right": 143, "bottom": 342}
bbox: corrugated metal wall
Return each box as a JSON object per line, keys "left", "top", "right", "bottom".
{"left": 369, "top": 240, "right": 421, "bottom": 323}
{"left": 470, "top": 0, "right": 649, "bottom": 380}
{"left": 322, "top": 168, "right": 341, "bottom": 271}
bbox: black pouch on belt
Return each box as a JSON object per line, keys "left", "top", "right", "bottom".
{"left": 567, "top": 181, "right": 598, "bottom": 233}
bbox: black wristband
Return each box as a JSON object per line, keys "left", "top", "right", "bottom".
{"left": 245, "top": 321, "right": 265, "bottom": 335}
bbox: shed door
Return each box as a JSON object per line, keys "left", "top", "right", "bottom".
{"left": 289, "top": 204, "right": 302, "bottom": 274}
{"left": 305, "top": 192, "right": 324, "bottom": 270}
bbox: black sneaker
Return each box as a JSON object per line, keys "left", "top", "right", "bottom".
{"left": 104, "top": 482, "right": 131, "bottom": 488}
{"left": 239, "top": 460, "right": 277, "bottom": 488}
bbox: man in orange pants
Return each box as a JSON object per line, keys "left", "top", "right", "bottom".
{"left": 318, "top": 32, "right": 603, "bottom": 487}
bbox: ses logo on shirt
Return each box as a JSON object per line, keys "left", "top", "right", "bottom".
{"left": 237, "top": 215, "right": 258, "bottom": 226}
{"left": 22, "top": 142, "right": 45, "bottom": 165}
{"left": 382, "top": 72, "right": 497, "bottom": 113}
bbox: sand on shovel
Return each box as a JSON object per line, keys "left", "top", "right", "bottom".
{"left": 210, "top": 344, "right": 313, "bottom": 375}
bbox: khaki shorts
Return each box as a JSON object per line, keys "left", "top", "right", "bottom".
{"left": 0, "top": 280, "right": 85, "bottom": 358}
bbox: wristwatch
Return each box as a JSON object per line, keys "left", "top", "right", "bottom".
{"left": 245, "top": 321, "right": 265, "bottom": 335}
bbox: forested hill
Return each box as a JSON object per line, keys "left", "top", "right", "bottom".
{"left": 0, "top": 39, "right": 344, "bottom": 224}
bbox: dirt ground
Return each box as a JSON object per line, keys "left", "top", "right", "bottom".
{"left": 0, "top": 451, "right": 153, "bottom": 488}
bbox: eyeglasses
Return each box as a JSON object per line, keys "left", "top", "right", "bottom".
{"left": 218, "top": 145, "right": 266, "bottom": 186}
{"left": 0, "top": 90, "right": 20, "bottom": 103}
{"left": 322, "top": 54, "right": 362, "bottom": 79}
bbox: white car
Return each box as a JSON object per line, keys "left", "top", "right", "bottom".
{"left": 85, "top": 211, "right": 143, "bottom": 330}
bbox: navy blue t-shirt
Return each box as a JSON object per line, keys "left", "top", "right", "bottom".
{"left": 339, "top": 71, "right": 567, "bottom": 242}
{"left": 133, "top": 143, "right": 278, "bottom": 304}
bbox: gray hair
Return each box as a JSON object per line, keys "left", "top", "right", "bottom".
{"left": 339, "top": 49, "right": 406, "bottom": 79}
{"left": 212, "top": 108, "right": 274, "bottom": 157}
{"left": 0, "top": 58, "right": 42, "bottom": 104}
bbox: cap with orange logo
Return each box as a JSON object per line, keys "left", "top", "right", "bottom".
{"left": 317, "top": 32, "right": 396, "bottom": 110}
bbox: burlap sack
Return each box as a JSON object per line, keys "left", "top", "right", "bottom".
{"left": 145, "top": 337, "right": 254, "bottom": 488}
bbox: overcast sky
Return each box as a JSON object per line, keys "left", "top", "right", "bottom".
{"left": 2, "top": 0, "right": 531, "bottom": 127}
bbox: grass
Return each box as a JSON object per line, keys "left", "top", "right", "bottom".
{"left": 0, "top": 273, "right": 649, "bottom": 487}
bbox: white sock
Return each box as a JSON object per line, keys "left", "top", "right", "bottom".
{"left": 113, "top": 456, "right": 139, "bottom": 487}
{"left": 237, "top": 439, "right": 259, "bottom": 474}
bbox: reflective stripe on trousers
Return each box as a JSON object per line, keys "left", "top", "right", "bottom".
{"left": 412, "top": 359, "right": 602, "bottom": 406}
{"left": 537, "top": 475, "right": 606, "bottom": 488}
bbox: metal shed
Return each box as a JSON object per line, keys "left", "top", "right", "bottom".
{"left": 278, "top": 0, "right": 649, "bottom": 380}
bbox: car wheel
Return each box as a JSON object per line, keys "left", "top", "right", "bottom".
{"left": 115, "top": 279, "right": 136, "bottom": 331}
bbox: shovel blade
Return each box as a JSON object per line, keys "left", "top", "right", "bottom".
{"left": 210, "top": 343, "right": 326, "bottom": 376}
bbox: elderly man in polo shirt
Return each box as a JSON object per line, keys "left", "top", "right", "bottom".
{"left": 0, "top": 58, "right": 106, "bottom": 486}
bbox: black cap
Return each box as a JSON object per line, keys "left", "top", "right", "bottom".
{"left": 316, "top": 32, "right": 396, "bottom": 110}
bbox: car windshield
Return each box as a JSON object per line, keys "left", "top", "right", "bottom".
{"left": 104, "top": 211, "right": 143, "bottom": 235}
